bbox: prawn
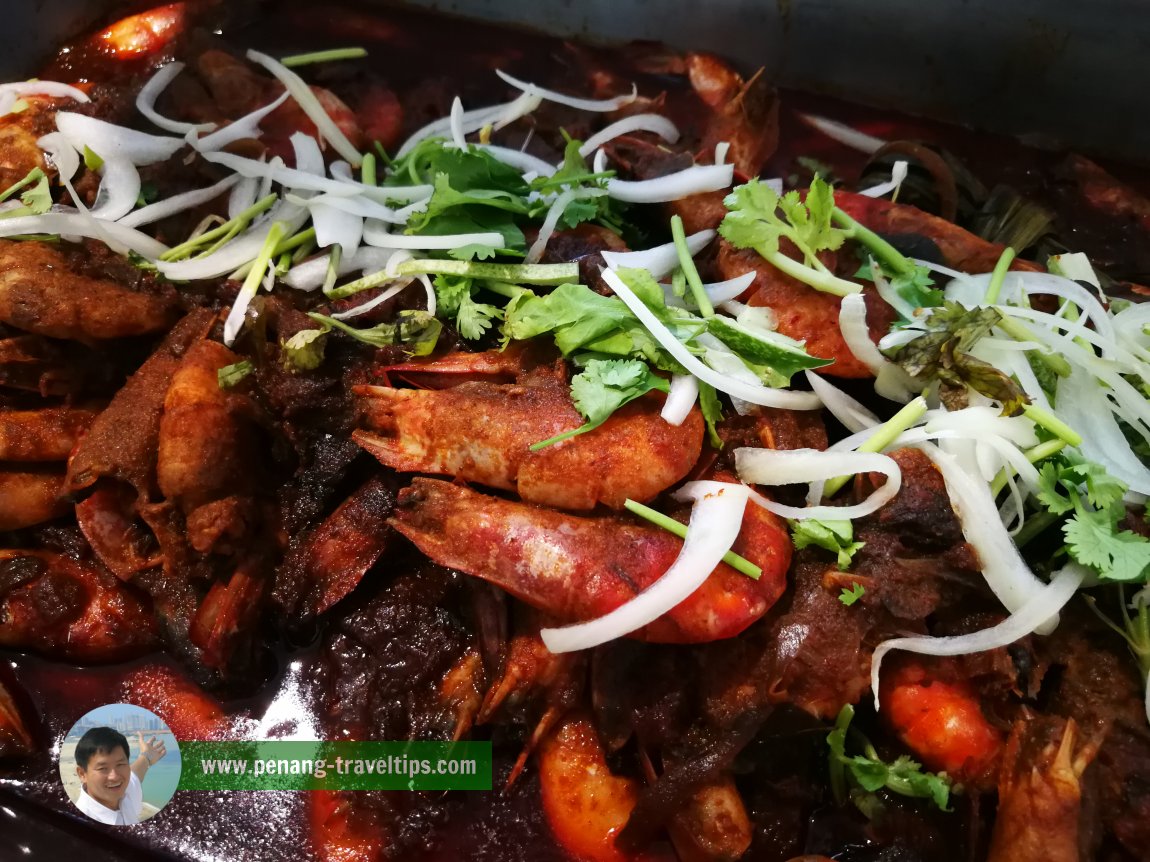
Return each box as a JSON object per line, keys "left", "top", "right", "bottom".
{"left": 390, "top": 474, "right": 790, "bottom": 643}
{"left": 355, "top": 361, "right": 703, "bottom": 511}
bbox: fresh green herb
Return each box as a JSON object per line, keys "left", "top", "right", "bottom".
{"left": 882, "top": 302, "right": 1030, "bottom": 414}
{"left": 791, "top": 518, "right": 865, "bottom": 569}
{"left": 504, "top": 281, "right": 683, "bottom": 372}
{"left": 530, "top": 137, "right": 624, "bottom": 233}
{"left": 217, "top": 360, "right": 254, "bottom": 389}
{"left": 822, "top": 397, "right": 928, "bottom": 497}
{"left": 531, "top": 358, "right": 670, "bottom": 449}
{"left": 856, "top": 257, "right": 942, "bottom": 316}
{"left": 82, "top": 146, "right": 105, "bottom": 173}
{"left": 828, "top": 704, "right": 952, "bottom": 812}
{"left": 671, "top": 213, "right": 714, "bottom": 317}
{"left": 1084, "top": 587, "right": 1150, "bottom": 685}
{"left": 706, "top": 314, "right": 833, "bottom": 386}
{"left": 0, "top": 167, "right": 50, "bottom": 208}
{"left": 306, "top": 309, "right": 442, "bottom": 355}
{"left": 279, "top": 47, "right": 368, "bottom": 67}
{"left": 137, "top": 181, "right": 159, "bottom": 207}
{"left": 280, "top": 328, "right": 328, "bottom": 372}
{"left": 432, "top": 274, "right": 504, "bottom": 340}
{"left": 399, "top": 258, "right": 579, "bottom": 286}
{"left": 697, "top": 380, "right": 723, "bottom": 449}
{"left": 18, "top": 171, "right": 52, "bottom": 214}
{"left": 360, "top": 152, "right": 377, "bottom": 187}
{"left": 839, "top": 582, "right": 866, "bottom": 606}
{"left": 1037, "top": 452, "right": 1150, "bottom": 582}
{"left": 622, "top": 498, "right": 762, "bottom": 579}
{"left": 719, "top": 176, "right": 859, "bottom": 296}
{"left": 162, "top": 194, "right": 278, "bottom": 262}
{"left": 984, "top": 246, "right": 1017, "bottom": 304}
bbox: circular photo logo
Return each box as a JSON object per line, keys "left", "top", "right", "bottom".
{"left": 59, "top": 703, "right": 182, "bottom": 825}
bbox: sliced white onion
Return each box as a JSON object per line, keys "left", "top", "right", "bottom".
{"left": 193, "top": 91, "right": 290, "bottom": 152}
{"left": 36, "top": 132, "right": 80, "bottom": 180}
{"left": 136, "top": 62, "right": 215, "bottom": 135}
{"left": 418, "top": 272, "right": 437, "bottom": 317}
{"left": 55, "top": 112, "right": 183, "bottom": 166}
{"left": 525, "top": 187, "right": 606, "bottom": 264}
{"left": 198, "top": 148, "right": 431, "bottom": 202}
{"left": 472, "top": 143, "right": 556, "bottom": 177}
{"left": 540, "top": 481, "right": 748, "bottom": 653}
{"left": 663, "top": 273, "right": 757, "bottom": 309}
{"left": 362, "top": 220, "right": 503, "bottom": 250}
{"left": 283, "top": 247, "right": 399, "bottom": 291}
{"left": 0, "top": 81, "right": 89, "bottom": 106}
{"left": 578, "top": 114, "right": 680, "bottom": 158}
{"left": 331, "top": 278, "right": 414, "bottom": 319}
{"left": 661, "top": 374, "right": 699, "bottom": 425}
{"left": 395, "top": 93, "right": 542, "bottom": 158}
{"left": 602, "top": 268, "right": 820, "bottom": 409}
{"left": 157, "top": 200, "right": 308, "bottom": 281}
{"left": 1057, "top": 365, "right": 1150, "bottom": 495}
{"left": 607, "top": 163, "right": 734, "bottom": 203}
{"left": 871, "top": 563, "right": 1086, "bottom": 709}
{"left": 735, "top": 448, "right": 902, "bottom": 520}
{"left": 0, "top": 212, "right": 168, "bottom": 259}
{"left": 798, "top": 113, "right": 886, "bottom": 154}
{"left": 838, "top": 292, "right": 919, "bottom": 402}
{"left": 228, "top": 175, "right": 260, "bottom": 219}
{"left": 312, "top": 200, "right": 363, "bottom": 251}
{"left": 87, "top": 158, "right": 140, "bottom": 221}
{"left": 119, "top": 174, "right": 239, "bottom": 229}
{"left": 601, "top": 230, "right": 713, "bottom": 280}
{"left": 593, "top": 147, "right": 608, "bottom": 175}
{"left": 495, "top": 69, "right": 637, "bottom": 113}
{"left": 246, "top": 50, "right": 362, "bottom": 166}
{"left": 714, "top": 141, "right": 730, "bottom": 165}
{"left": 859, "top": 159, "right": 908, "bottom": 199}
{"left": 290, "top": 192, "right": 406, "bottom": 223}
{"left": 448, "top": 97, "right": 466, "bottom": 149}
{"left": 918, "top": 441, "right": 1056, "bottom": 631}
{"left": 1049, "top": 252, "right": 1102, "bottom": 289}
{"left": 804, "top": 370, "right": 880, "bottom": 433}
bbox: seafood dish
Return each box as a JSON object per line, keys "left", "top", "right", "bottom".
{"left": 1, "top": 2, "right": 1150, "bottom": 860}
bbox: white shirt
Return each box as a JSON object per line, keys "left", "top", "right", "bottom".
{"left": 76, "top": 771, "right": 143, "bottom": 825}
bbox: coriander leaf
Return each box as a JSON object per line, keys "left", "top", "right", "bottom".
{"left": 280, "top": 328, "right": 327, "bottom": 372}
{"left": 888, "top": 265, "right": 942, "bottom": 309}
{"left": 504, "top": 282, "right": 684, "bottom": 373}
{"left": 1064, "top": 505, "right": 1150, "bottom": 582}
{"left": 791, "top": 518, "right": 865, "bottom": 569}
{"left": 456, "top": 292, "right": 502, "bottom": 340}
{"left": 839, "top": 583, "right": 866, "bottom": 605}
{"left": 720, "top": 177, "right": 859, "bottom": 297}
{"left": 1037, "top": 461, "right": 1076, "bottom": 515}
{"left": 217, "top": 359, "right": 254, "bottom": 389}
{"left": 20, "top": 172, "right": 52, "bottom": 214}
{"left": 532, "top": 358, "right": 669, "bottom": 450}
{"left": 433, "top": 274, "right": 473, "bottom": 317}
{"left": 827, "top": 705, "right": 951, "bottom": 812}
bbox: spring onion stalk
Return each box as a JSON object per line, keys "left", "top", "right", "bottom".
{"left": 223, "top": 221, "right": 286, "bottom": 345}
{"left": 161, "top": 193, "right": 278, "bottom": 261}
{"left": 984, "top": 247, "right": 1017, "bottom": 304}
{"left": 994, "top": 314, "right": 1073, "bottom": 378}
{"left": 624, "top": 498, "right": 761, "bottom": 579}
{"left": 279, "top": 47, "right": 367, "bottom": 68}
{"left": 1021, "top": 403, "right": 1083, "bottom": 447}
{"left": 360, "top": 152, "right": 377, "bottom": 187}
{"left": 322, "top": 244, "right": 343, "bottom": 295}
{"left": 671, "top": 214, "right": 714, "bottom": 317}
{"left": 831, "top": 206, "right": 916, "bottom": 277}
{"left": 822, "top": 397, "right": 929, "bottom": 497}
{"left": 989, "top": 438, "right": 1067, "bottom": 497}
{"left": 395, "top": 259, "right": 579, "bottom": 285}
